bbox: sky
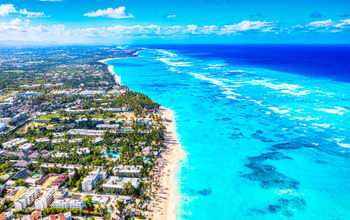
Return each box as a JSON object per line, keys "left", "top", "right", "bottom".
{"left": 0, "top": 0, "right": 350, "bottom": 44}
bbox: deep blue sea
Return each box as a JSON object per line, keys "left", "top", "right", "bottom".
{"left": 107, "top": 45, "right": 350, "bottom": 219}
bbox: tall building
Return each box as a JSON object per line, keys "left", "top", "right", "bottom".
{"left": 35, "top": 188, "right": 56, "bottom": 210}
{"left": 14, "top": 186, "right": 40, "bottom": 210}
{"left": 81, "top": 169, "right": 107, "bottom": 192}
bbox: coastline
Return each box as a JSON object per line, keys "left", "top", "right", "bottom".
{"left": 100, "top": 57, "right": 185, "bottom": 219}
{"left": 99, "top": 58, "right": 122, "bottom": 85}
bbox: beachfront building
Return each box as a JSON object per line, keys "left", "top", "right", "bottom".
{"left": 51, "top": 197, "right": 85, "bottom": 210}
{"left": 14, "top": 186, "right": 40, "bottom": 210}
{"left": 35, "top": 188, "right": 56, "bottom": 210}
{"left": 81, "top": 169, "right": 107, "bottom": 192}
{"left": 102, "top": 177, "right": 140, "bottom": 191}
{"left": 113, "top": 165, "right": 143, "bottom": 177}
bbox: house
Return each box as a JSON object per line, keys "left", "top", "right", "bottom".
{"left": 0, "top": 211, "right": 13, "bottom": 220}
{"left": 29, "top": 211, "right": 41, "bottom": 220}
{"left": 12, "top": 169, "right": 32, "bottom": 180}
{"left": 14, "top": 160, "right": 32, "bottom": 168}
{"left": 28, "top": 151, "right": 39, "bottom": 160}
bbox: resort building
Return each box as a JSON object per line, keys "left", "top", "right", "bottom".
{"left": 113, "top": 165, "right": 143, "bottom": 177}
{"left": 102, "top": 177, "right": 140, "bottom": 191}
{"left": 67, "top": 129, "right": 105, "bottom": 136}
{"left": 19, "top": 143, "right": 34, "bottom": 152}
{"left": 35, "top": 188, "right": 57, "bottom": 210}
{"left": 96, "top": 124, "right": 120, "bottom": 129}
{"left": 102, "top": 107, "right": 128, "bottom": 112}
{"left": 14, "top": 186, "right": 40, "bottom": 210}
{"left": 51, "top": 197, "right": 85, "bottom": 210}
{"left": 2, "top": 138, "right": 28, "bottom": 148}
{"left": 81, "top": 169, "right": 107, "bottom": 192}
{"left": 35, "top": 138, "right": 50, "bottom": 144}
{"left": 92, "top": 137, "right": 103, "bottom": 144}
{"left": 54, "top": 188, "right": 69, "bottom": 200}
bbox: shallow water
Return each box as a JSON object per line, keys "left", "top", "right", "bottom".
{"left": 108, "top": 45, "right": 350, "bottom": 219}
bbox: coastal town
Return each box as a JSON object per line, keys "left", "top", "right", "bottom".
{"left": 0, "top": 46, "right": 181, "bottom": 220}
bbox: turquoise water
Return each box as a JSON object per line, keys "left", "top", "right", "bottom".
{"left": 103, "top": 148, "right": 120, "bottom": 160}
{"left": 107, "top": 47, "right": 350, "bottom": 219}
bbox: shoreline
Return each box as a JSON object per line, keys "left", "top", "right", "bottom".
{"left": 100, "top": 57, "right": 185, "bottom": 219}
{"left": 98, "top": 58, "right": 122, "bottom": 85}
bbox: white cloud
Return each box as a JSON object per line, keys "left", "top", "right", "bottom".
{"left": 84, "top": 7, "right": 134, "bottom": 19}
{"left": 19, "top": 9, "right": 45, "bottom": 18}
{"left": 308, "top": 19, "right": 333, "bottom": 27}
{"left": 0, "top": 4, "right": 45, "bottom": 18}
{"left": 167, "top": 14, "right": 176, "bottom": 18}
{"left": 220, "top": 20, "right": 273, "bottom": 34}
{"left": 334, "top": 19, "right": 350, "bottom": 28}
{"left": 0, "top": 4, "right": 17, "bottom": 16}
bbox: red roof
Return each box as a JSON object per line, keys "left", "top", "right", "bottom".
{"left": 0, "top": 213, "right": 6, "bottom": 220}
{"left": 59, "top": 213, "right": 65, "bottom": 220}
{"left": 50, "top": 215, "right": 56, "bottom": 220}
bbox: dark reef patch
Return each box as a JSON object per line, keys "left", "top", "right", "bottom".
{"left": 268, "top": 198, "right": 306, "bottom": 216}
{"left": 197, "top": 188, "right": 212, "bottom": 196}
{"left": 242, "top": 152, "right": 299, "bottom": 189}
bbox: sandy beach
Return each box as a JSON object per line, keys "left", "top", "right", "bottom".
{"left": 148, "top": 106, "right": 185, "bottom": 220}
{"left": 101, "top": 57, "right": 185, "bottom": 219}
{"left": 99, "top": 58, "right": 122, "bottom": 85}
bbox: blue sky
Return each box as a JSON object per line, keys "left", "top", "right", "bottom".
{"left": 0, "top": 0, "right": 350, "bottom": 44}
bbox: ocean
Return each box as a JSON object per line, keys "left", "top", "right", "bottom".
{"left": 107, "top": 45, "right": 350, "bottom": 219}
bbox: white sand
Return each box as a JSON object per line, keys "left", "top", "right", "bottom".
{"left": 102, "top": 57, "right": 185, "bottom": 219}
{"left": 99, "top": 58, "right": 121, "bottom": 85}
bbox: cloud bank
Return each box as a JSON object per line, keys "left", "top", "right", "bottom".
{"left": 84, "top": 7, "right": 134, "bottom": 19}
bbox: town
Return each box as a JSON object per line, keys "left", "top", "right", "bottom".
{"left": 0, "top": 46, "right": 167, "bottom": 220}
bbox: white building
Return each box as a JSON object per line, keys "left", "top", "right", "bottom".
{"left": 96, "top": 124, "right": 120, "bottom": 129}
{"left": 113, "top": 165, "right": 143, "bottom": 177}
{"left": 51, "top": 197, "right": 85, "bottom": 210}
{"left": 35, "top": 138, "right": 50, "bottom": 144}
{"left": 35, "top": 188, "right": 57, "bottom": 210}
{"left": 81, "top": 169, "right": 107, "bottom": 192}
{"left": 67, "top": 129, "right": 105, "bottom": 136}
{"left": 102, "top": 177, "right": 140, "bottom": 191}
{"left": 92, "top": 137, "right": 103, "bottom": 145}
{"left": 76, "top": 148, "right": 90, "bottom": 155}
{"left": 14, "top": 186, "right": 40, "bottom": 210}
{"left": 2, "top": 138, "right": 28, "bottom": 148}
{"left": 19, "top": 143, "right": 34, "bottom": 152}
